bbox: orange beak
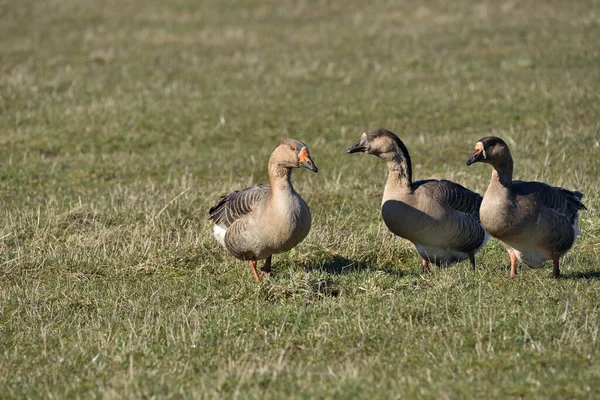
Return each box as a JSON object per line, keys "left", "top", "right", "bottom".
{"left": 298, "top": 148, "right": 318, "bottom": 172}
{"left": 466, "top": 148, "right": 484, "bottom": 165}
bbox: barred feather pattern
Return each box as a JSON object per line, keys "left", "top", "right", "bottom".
{"left": 413, "top": 179, "right": 487, "bottom": 252}
{"left": 514, "top": 181, "right": 585, "bottom": 255}
{"left": 512, "top": 181, "right": 586, "bottom": 225}
{"left": 433, "top": 180, "right": 483, "bottom": 219}
{"left": 423, "top": 180, "right": 486, "bottom": 252}
{"left": 208, "top": 185, "right": 271, "bottom": 229}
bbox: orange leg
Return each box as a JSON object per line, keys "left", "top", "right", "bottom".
{"left": 260, "top": 256, "right": 272, "bottom": 279}
{"left": 249, "top": 260, "right": 260, "bottom": 283}
{"left": 468, "top": 250, "right": 476, "bottom": 270}
{"left": 422, "top": 259, "right": 430, "bottom": 273}
{"left": 509, "top": 250, "right": 518, "bottom": 277}
{"left": 551, "top": 254, "right": 560, "bottom": 278}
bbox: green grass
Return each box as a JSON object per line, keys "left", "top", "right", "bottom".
{"left": 1, "top": 0, "right": 600, "bottom": 398}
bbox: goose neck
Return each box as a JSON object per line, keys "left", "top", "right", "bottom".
{"left": 268, "top": 160, "right": 293, "bottom": 194}
{"left": 386, "top": 153, "right": 412, "bottom": 189}
{"left": 490, "top": 160, "right": 514, "bottom": 189}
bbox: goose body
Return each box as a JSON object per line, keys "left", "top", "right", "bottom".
{"left": 209, "top": 139, "right": 317, "bottom": 282}
{"left": 382, "top": 180, "right": 489, "bottom": 266}
{"left": 348, "top": 129, "right": 489, "bottom": 271}
{"left": 467, "top": 136, "right": 586, "bottom": 277}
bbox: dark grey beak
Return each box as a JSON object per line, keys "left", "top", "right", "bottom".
{"left": 347, "top": 138, "right": 368, "bottom": 154}
{"left": 466, "top": 149, "right": 484, "bottom": 166}
{"left": 300, "top": 154, "right": 318, "bottom": 173}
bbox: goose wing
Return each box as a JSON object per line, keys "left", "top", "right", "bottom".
{"left": 434, "top": 180, "right": 483, "bottom": 219}
{"left": 208, "top": 184, "right": 271, "bottom": 228}
{"left": 412, "top": 179, "right": 486, "bottom": 252}
{"left": 513, "top": 181, "right": 586, "bottom": 224}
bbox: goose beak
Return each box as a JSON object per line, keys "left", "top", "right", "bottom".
{"left": 347, "top": 138, "right": 368, "bottom": 154}
{"left": 299, "top": 148, "right": 318, "bottom": 173}
{"left": 466, "top": 148, "right": 484, "bottom": 166}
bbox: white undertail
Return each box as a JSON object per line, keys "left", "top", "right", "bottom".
{"left": 476, "top": 226, "right": 491, "bottom": 253}
{"left": 213, "top": 225, "right": 227, "bottom": 247}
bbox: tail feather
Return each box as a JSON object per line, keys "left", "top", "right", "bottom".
{"left": 208, "top": 195, "right": 229, "bottom": 225}
{"left": 559, "top": 188, "right": 587, "bottom": 211}
{"left": 573, "top": 190, "right": 585, "bottom": 201}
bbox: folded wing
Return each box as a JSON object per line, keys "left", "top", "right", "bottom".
{"left": 208, "top": 184, "right": 271, "bottom": 228}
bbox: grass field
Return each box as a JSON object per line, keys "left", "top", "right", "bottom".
{"left": 1, "top": 0, "right": 600, "bottom": 398}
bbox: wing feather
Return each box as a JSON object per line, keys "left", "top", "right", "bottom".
{"left": 208, "top": 185, "right": 271, "bottom": 228}
{"left": 513, "top": 181, "right": 586, "bottom": 224}
{"left": 435, "top": 180, "right": 483, "bottom": 219}
{"left": 413, "top": 179, "right": 486, "bottom": 252}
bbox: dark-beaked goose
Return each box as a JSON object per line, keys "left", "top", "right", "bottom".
{"left": 347, "top": 128, "right": 489, "bottom": 272}
{"left": 209, "top": 139, "right": 318, "bottom": 282}
{"left": 466, "top": 136, "right": 586, "bottom": 278}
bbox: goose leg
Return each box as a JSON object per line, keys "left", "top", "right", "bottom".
{"left": 551, "top": 254, "right": 560, "bottom": 278}
{"left": 468, "top": 250, "right": 476, "bottom": 270}
{"left": 422, "top": 259, "right": 430, "bottom": 273}
{"left": 509, "top": 250, "right": 517, "bottom": 278}
{"left": 249, "top": 260, "right": 260, "bottom": 283}
{"left": 260, "top": 256, "right": 272, "bottom": 279}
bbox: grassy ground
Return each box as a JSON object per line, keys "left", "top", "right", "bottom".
{"left": 1, "top": 0, "right": 600, "bottom": 398}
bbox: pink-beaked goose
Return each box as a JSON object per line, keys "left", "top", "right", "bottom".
{"left": 466, "top": 136, "right": 586, "bottom": 278}
{"left": 209, "top": 139, "right": 318, "bottom": 282}
{"left": 347, "top": 128, "right": 489, "bottom": 272}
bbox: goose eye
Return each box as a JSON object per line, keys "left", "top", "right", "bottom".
{"left": 291, "top": 147, "right": 297, "bottom": 152}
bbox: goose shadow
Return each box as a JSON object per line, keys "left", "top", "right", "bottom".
{"left": 304, "top": 254, "right": 368, "bottom": 275}
{"left": 304, "top": 254, "right": 407, "bottom": 278}
{"left": 558, "top": 270, "right": 600, "bottom": 280}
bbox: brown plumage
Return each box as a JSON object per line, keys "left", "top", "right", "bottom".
{"left": 209, "top": 185, "right": 270, "bottom": 231}
{"left": 348, "top": 128, "right": 489, "bottom": 271}
{"left": 466, "top": 136, "right": 586, "bottom": 277}
{"left": 209, "top": 139, "right": 318, "bottom": 282}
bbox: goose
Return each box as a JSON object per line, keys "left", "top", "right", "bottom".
{"left": 466, "top": 136, "right": 586, "bottom": 278}
{"left": 209, "top": 139, "right": 317, "bottom": 282}
{"left": 347, "top": 128, "right": 489, "bottom": 272}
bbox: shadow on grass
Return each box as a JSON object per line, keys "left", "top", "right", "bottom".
{"left": 559, "top": 270, "right": 600, "bottom": 280}
{"left": 304, "top": 254, "right": 367, "bottom": 274}
{"left": 304, "top": 253, "right": 407, "bottom": 278}
{"left": 311, "top": 277, "right": 341, "bottom": 297}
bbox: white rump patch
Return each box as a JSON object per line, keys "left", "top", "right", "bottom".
{"left": 573, "top": 215, "right": 581, "bottom": 237}
{"left": 501, "top": 242, "right": 549, "bottom": 268}
{"left": 213, "top": 225, "right": 227, "bottom": 247}
{"left": 514, "top": 248, "right": 549, "bottom": 268}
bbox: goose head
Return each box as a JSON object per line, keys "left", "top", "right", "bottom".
{"left": 347, "top": 128, "right": 409, "bottom": 162}
{"left": 271, "top": 139, "right": 318, "bottom": 172}
{"left": 466, "top": 136, "right": 512, "bottom": 167}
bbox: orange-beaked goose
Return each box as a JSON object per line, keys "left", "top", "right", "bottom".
{"left": 209, "top": 139, "right": 317, "bottom": 282}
